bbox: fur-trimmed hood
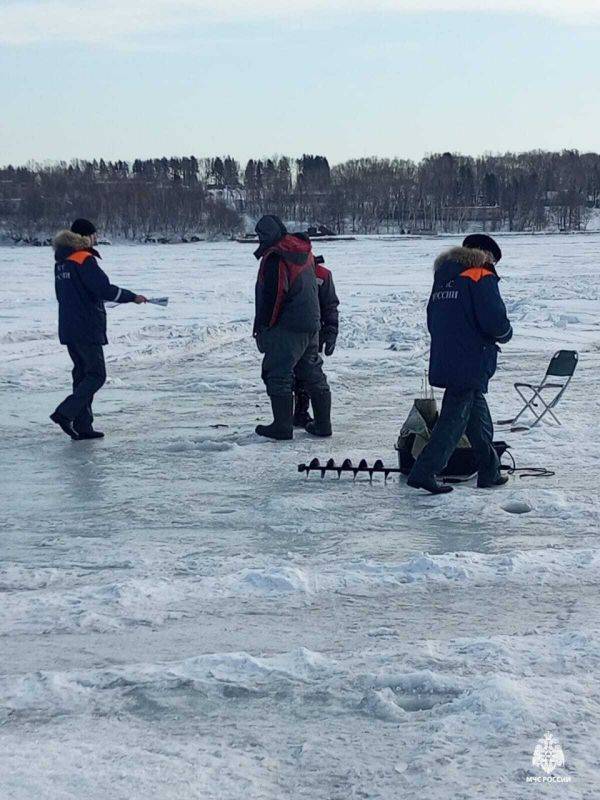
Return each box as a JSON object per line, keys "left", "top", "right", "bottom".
{"left": 434, "top": 246, "right": 494, "bottom": 273}
{"left": 53, "top": 229, "right": 100, "bottom": 262}
{"left": 53, "top": 229, "right": 92, "bottom": 252}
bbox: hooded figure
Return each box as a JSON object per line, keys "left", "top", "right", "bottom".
{"left": 253, "top": 215, "right": 331, "bottom": 439}
{"left": 407, "top": 234, "right": 512, "bottom": 494}
{"left": 50, "top": 220, "right": 146, "bottom": 440}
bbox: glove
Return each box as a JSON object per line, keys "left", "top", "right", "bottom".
{"left": 320, "top": 332, "right": 337, "bottom": 356}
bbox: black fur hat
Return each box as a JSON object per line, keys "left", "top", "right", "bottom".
{"left": 462, "top": 234, "right": 502, "bottom": 263}
{"left": 71, "top": 218, "right": 97, "bottom": 236}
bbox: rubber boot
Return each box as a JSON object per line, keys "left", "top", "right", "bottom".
{"left": 305, "top": 391, "right": 332, "bottom": 437}
{"left": 256, "top": 395, "right": 294, "bottom": 440}
{"left": 293, "top": 390, "right": 313, "bottom": 428}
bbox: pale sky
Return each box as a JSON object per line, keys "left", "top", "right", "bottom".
{"left": 1, "top": 0, "right": 598, "bottom": 166}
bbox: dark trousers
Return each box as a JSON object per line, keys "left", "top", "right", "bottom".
{"left": 261, "top": 327, "right": 329, "bottom": 397}
{"left": 408, "top": 389, "right": 501, "bottom": 485}
{"left": 55, "top": 343, "right": 106, "bottom": 432}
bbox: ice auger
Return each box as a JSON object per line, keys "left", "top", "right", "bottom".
{"left": 298, "top": 457, "right": 402, "bottom": 481}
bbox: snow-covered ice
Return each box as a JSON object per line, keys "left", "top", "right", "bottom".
{"left": 1, "top": 235, "right": 599, "bottom": 798}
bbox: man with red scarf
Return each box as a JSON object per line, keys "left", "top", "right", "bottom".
{"left": 253, "top": 215, "right": 332, "bottom": 440}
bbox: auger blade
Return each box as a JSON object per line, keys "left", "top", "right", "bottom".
{"left": 298, "top": 457, "right": 403, "bottom": 481}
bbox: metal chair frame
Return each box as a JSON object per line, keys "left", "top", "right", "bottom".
{"left": 498, "top": 350, "right": 578, "bottom": 432}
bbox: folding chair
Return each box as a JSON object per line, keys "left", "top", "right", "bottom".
{"left": 497, "top": 350, "right": 578, "bottom": 432}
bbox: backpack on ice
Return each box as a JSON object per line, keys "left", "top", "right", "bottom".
{"left": 395, "top": 397, "right": 508, "bottom": 477}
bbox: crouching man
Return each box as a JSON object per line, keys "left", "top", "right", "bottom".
{"left": 253, "top": 215, "right": 332, "bottom": 440}
{"left": 407, "top": 234, "right": 512, "bottom": 494}
{"left": 50, "top": 218, "right": 147, "bottom": 440}
{"left": 293, "top": 255, "right": 340, "bottom": 427}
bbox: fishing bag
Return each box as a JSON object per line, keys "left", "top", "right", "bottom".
{"left": 396, "top": 398, "right": 509, "bottom": 477}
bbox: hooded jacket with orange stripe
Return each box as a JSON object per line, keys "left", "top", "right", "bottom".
{"left": 427, "top": 246, "right": 513, "bottom": 393}
{"left": 53, "top": 230, "right": 136, "bottom": 345}
{"left": 254, "top": 233, "right": 321, "bottom": 335}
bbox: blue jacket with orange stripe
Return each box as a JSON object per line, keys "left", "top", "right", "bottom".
{"left": 427, "top": 246, "right": 512, "bottom": 393}
{"left": 53, "top": 230, "right": 136, "bottom": 345}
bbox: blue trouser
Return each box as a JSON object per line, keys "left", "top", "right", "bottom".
{"left": 56, "top": 343, "right": 106, "bottom": 432}
{"left": 408, "top": 389, "right": 501, "bottom": 486}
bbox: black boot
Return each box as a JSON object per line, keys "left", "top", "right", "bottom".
{"left": 477, "top": 475, "right": 509, "bottom": 488}
{"left": 293, "top": 390, "right": 313, "bottom": 428}
{"left": 75, "top": 429, "right": 105, "bottom": 440}
{"left": 305, "top": 391, "right": 332, "bottom": 437}
{"left": 406, "top": 476, "right": 454, "bottom": 495}
{"left": 256, "top": 395, "right": 293, "bottom": 440}
{"left": 50, "top": 411, "right": 80, "bottom": 440}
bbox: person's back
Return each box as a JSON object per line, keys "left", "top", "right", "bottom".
{"left": 427, "top": 243, "right": 512, "bottom": 394}
{"left": 255, "top": 232, "right": 321, "bottom": 335}
{"left": 253, "top": 215, "right": 332, "bottom": 440}
{"left": 407, "top": 234, "right": 512, "bottom": 495}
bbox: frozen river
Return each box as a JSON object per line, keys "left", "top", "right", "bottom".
{"left": 1, "top": 235, "right": 599, "bottom": 798}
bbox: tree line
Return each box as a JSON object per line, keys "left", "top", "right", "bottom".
{"left": 1, "top": 150, "right": 598, "bottom": 242}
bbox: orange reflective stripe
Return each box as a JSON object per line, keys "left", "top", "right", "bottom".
{"left": 66, "top": 250, "right": 91, "bottom": 265}
{"left": 460, "top": 266, "right": 494, "bottom": 283}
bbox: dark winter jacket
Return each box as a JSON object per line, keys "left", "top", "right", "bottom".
{"left": 315, "top": 260, "right": 340, "bottom": 350}
{"left": 53, "top": 230, "right": 136, "bottom": 345}
{"left": 254, "top": 234, "right": 320, "bottom": 335}
{"left": 427, "top": 246, "right": 512, "bottom": 393}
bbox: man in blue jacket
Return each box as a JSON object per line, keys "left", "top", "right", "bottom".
{"left": 407, "top": 234, "right": 512, "bottom": 494}
{"left": 50, "top": 218, "right": 147, "bottom": 440}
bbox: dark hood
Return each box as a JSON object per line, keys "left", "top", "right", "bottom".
{"left": 256, "top": 233, "right": 312, "bottom": 264}
{"left": 253, "top": 214, "right": 288, "bottom": 259}
{"left": 269, "top": 233, "right": 312, "bottom": 264}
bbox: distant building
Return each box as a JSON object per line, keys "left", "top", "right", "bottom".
{"left": 442, "top": 205, "right": 503, "bottom": 230}
{"left": 206, "top": 185, "right": 245, "bottom": 213}
{"left": 444, "top": 205, "right": 503, "bottom": 222}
